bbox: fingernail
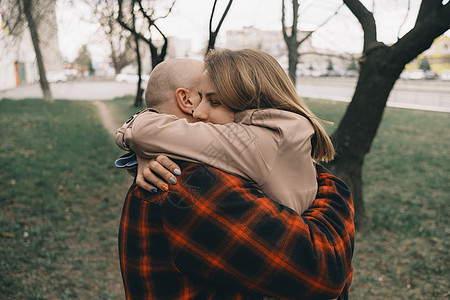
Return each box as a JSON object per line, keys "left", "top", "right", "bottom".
{"left": 161, "top": 184, "right": 169, "bottom": 191}
{"left": 169, "top": 177, "right": 177, "bottom": 185}
{"left": 151, "top": 188, "right": 157, "bottom": 193}
{"left": 174, "top": 168, "right": 181, "bottom": 175}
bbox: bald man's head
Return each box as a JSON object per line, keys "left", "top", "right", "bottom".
{"left": 145, "top": 59, "right": 204, "bottom": 112}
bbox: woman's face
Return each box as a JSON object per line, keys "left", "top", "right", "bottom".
{"left": 193, "top": 71, "right": 234, "bottom": 124}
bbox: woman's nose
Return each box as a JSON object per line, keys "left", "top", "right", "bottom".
{"left": 193, "top": 105, "right": 208, "bottom": 121}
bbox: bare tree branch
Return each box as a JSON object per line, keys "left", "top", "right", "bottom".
{"left": 157, "top": 0, "right": 176, "bottom": 19}
{"left": 297, "top": 4, "right": 344, "bottom": 46}
{"left": 206, "top": 0, "right": 234, "bottom": 53}
{"left": 117, "top": 0, "right": 149, "bottom": 46}
{"left": 397, "top": 0, "right": 411, "bottom": 40}
{"left": 281, "top": 0, "right": 299, "bottom": 44}
{"left": 209, "top": 0, "right": 233, "bottom": 36}
{"left": 416, "top": 0, "right": 442, "bottom": 26}
{"left": 391, "top": 1, "right": 450, "bottom": 68}
{"left": 343, "top": 0, "right": 378, "bottom": 53}
{"left": 281, "top": 0, "right": 288, "bottom": 41}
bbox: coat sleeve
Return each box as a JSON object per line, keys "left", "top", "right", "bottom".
{"left": 161, "top": 164, "right": 354, "bottom": 299}
{"left": 118, "top": 110, "right": 279, "bottom": 184}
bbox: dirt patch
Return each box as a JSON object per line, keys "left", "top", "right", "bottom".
{"left": 94, "top": 101, "right": 117, "bottom": 135}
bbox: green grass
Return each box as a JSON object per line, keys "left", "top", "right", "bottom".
{"left": 1, "top": 96, "right": 449, "bottom": 299}
{"left": 0, "top": 99, "right": 131, "bottom": 299}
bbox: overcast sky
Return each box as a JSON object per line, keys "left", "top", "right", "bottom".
{"left": 56, "top": 0, "right": 443, "bottom": 62}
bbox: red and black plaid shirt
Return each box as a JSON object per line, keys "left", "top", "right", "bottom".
{"left": 118, "top": 162, "right": 354, "bottom": 299}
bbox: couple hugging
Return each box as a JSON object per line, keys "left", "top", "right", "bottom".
{"left": 115, "top": 48, "right": 354, "bottom": 299}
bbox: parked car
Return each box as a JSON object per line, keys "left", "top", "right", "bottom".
{"left": 115, "top": 73, "right": 149, "bottom": 83}
{"left": 322, "top": 70, "right": 341, "bottom": 77}
{"left": 46, "top": 71, "right": 68, "bottom": 83}
{"left": 408, "top": 70, "right": 425, "bottom": 80}
{"left": 440, "top": 71, "right": 450, "bottom": 81}
{"left": 343, "top": 70, "right": 359, "bottom": 78}
{"left": 424, "top": 70, "right": 437, "bottom": 80}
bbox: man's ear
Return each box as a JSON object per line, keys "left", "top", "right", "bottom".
{"left": 175, "top": 88, "right": 194, "bottom": 114}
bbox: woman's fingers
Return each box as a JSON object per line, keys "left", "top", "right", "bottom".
{"left": 135, "top": 171, "right": 158, "bottom": 193}
{"left": 135, "top": 155, "right": 181, "bottom": 192}
{"left": 148, "top": 159, "right": 177, "bottom": 188}
{"left": 156, "top": 155, "right": 182, "bottom": 176}
{"left": 142, "top": 164, "right": 169, "bottom": 191}
{"left": 135, "top": 156, "right": 161, "bottom": 192}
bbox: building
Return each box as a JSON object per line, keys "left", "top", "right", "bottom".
{"left": 224, "top": 26, "right": 357, "bottom": 74}
{"left": 225, "top": 26, "right": 289, "bottom": 58}
{"left": 405, "top": 34, "right": 450, "bottom": 74}
{"left": 0, "top": 0, "right": 63, "bottom": 91}
{"left": 166, "top": 36, "right": 192, "bottom": 59}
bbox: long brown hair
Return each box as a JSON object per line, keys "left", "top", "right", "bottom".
{"left": 204, "top": 48, "right": 335, "bottom": 162}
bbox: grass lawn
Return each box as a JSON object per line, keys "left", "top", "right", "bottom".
{"left": 0, "top": 99, "right": 132, "bottom": 299}
{"left": 1, "top": 96, "right": 449, "bottom": 299}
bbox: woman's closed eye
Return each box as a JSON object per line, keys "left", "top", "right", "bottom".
{"left": 209, "top": 99, "right": 222, "bottom": 106}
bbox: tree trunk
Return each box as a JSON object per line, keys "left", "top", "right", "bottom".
{"left": 110, "top": 39, "right": 121, "bottom": 75}
{"left": 134, "top": 35, "right": 143, "bottom": 107}
{"left": 287, "top": 43, "right": 299, "bottom": 84}
{"left": 327, "top": 153, "right": 366, "bottom": 228}
{"left": 149, "top": 38, "right": 167, "bottom": 69}
{"left": 23, "top": 0, "right": 53, "bottom": 102}
{"left": 206, "top": 32, "right": 217, "bottom": 54}
{"left": 327, "top": 45, "right": 404, "bottom": 228}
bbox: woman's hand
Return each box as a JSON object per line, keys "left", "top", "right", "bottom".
{"left": 135, "top": 155, "right": 181, "bottom": 193}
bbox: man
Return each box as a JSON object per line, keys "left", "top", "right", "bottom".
{"left": 116, "top": 59, "right": 354, "bottom": 299}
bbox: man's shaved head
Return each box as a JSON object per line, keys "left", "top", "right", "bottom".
{"left": 145, "top": 59, "right": 204, "bottom": 109}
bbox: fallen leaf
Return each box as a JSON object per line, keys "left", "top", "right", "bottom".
{"left": 1, "top": 232, "right": 16, "bottom": 238}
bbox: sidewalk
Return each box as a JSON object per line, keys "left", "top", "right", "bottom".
{"left": 2, "top": 79, "right": 449, "bottom": 113}
{"left": 0, "top": 80, "right": 138, "bottom": 101}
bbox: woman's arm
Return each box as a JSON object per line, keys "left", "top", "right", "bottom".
{"left": 117, "top": 111, "right": 277, "bottom": 184}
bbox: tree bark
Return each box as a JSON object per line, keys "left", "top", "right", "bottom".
{"left": 149, "top": 33, "right": 167, "bottom": 69}
{"left": 287, "top": 43, "right": 299, "bottom": 83}
{"left": 23, "top": 0, "right": 53, "bottom": 102}
{"left": 134, "top": 34, "right": 143, "bottom": 107}
{"left": 329, "top": 0, "right": 450, "bottom": 229}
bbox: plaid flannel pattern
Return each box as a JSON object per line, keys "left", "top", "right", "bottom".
{"left": 119, "top": 163, "right": 354, "bottom": 300}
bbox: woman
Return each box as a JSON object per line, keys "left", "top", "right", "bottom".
{"left": 117, "top": 49, "right": 334, "bottom": 214}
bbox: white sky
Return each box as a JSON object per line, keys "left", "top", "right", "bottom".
{"left": 56, "top": 0, "right": 441, "bottom": 62}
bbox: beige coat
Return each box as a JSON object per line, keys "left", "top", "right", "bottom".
{"left": 116, "top": 108, "right": 317, "bottom": 214}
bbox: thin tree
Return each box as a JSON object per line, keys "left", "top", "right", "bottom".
{"left": 117, "top": 0, "right": 175, "bottom": 69}
{"left": 327, "top": 0, "right": 450, "bottom": 228}
{"left": 85, "top": 0, "right": 135, "bottom": 74}
{"left": 132, "top": 3, "right": 144, "bottom": 107}
{"left": 282, "top": 0, "right": 343, "bottom": 83}
{"left": 7, "top": 0, "right": 54, "bottom": 102}
{"left": 22, "top": 0, "right": 52, "bottom": 102}
{"left": 117, "top": 0, "right": 175, "bottom": 106}
{"left": 206, "top": 0, "right": 234, "bottom": 54}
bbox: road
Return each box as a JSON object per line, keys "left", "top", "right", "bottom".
{"left": 1, "top": 78, "right": 449, "bottom": 112}
{"left": 296, "top": 77, "right": 450, "bottom": 112}
{"left": 0, "top": 80, "right": 140, "bottom": 101}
